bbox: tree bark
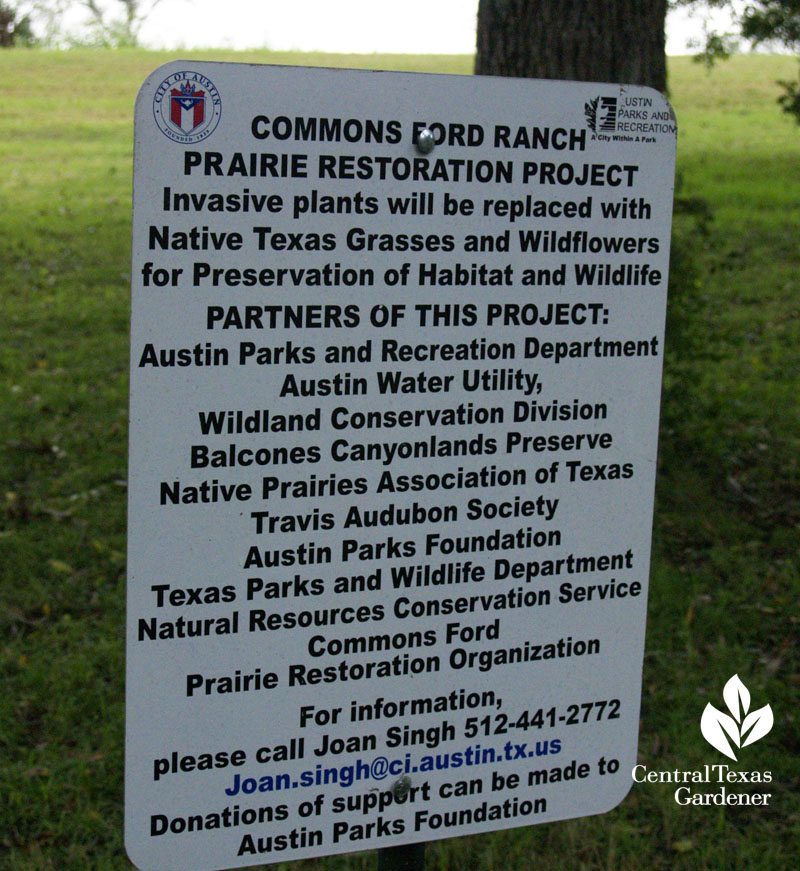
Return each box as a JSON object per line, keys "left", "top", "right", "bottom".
{"left": 0, "top": 5, "right": 15, "bottom": 46}
{"left": 475, "top": 0, "right": 668, "bottom": 93}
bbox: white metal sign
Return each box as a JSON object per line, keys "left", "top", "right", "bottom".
{"left": 126, "top": 61, "right": 677, "bottom": 871}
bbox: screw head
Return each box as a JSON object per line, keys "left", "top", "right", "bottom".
{"left": 392, "top": 775, "right": 412, "bottom": 798}
{"left": 416, "top": 128, "right": 435, "bottom": 154}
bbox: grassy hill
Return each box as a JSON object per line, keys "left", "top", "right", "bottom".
{"left": 1, "top": 49, "right": 798, "bottom": 870}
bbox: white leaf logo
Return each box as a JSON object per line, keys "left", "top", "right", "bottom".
{"left": 701, "top": 704, "right": 739, "bottom": 759}
{"left": 700, "top": 675, "right": 773, "bottom": 761}
{"left": 723, "top": 674, "right": 750, "bottom": 723}
{"left": 741, "top": 705, "right": 774, "bottom": 748}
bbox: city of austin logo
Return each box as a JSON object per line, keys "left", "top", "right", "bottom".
{"left": 153, "top": 70, "right": 222, "bottom": 143}
{"left": 700, "top": 674, "right": 773, "bottom": 761}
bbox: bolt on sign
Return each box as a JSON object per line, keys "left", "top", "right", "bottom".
{"left": 126, "top": 62, "right": 677, "bottom": 871}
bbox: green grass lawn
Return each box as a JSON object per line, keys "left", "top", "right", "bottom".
{"left": 1, "top": 49, "right": 798, "bottom": 870}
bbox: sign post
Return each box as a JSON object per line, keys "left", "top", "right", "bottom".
{"left": 378, "top": 841, "right": 426, "bottom": 871}
{"left": 126, "top": 62, "right": 676, "bottom": 871}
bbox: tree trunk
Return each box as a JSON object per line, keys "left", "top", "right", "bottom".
{"left": 475, "top": 0, "right": 668, "bottom": 93}
{"left": 0, "top": 5, "right": 14, "bottom": 46}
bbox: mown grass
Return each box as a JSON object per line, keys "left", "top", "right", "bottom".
{"left": 1, "top": 49, "right": 798, "bottom": 870}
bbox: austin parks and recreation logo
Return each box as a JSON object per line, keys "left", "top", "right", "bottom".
{"left": 633, "top": 675, "right": 774, "bottom": 806}
{"left": 153, "top": 70, "right": 222, "bottom": 143}
{"left": 584, "top": 93, "right": 676, "bottom": 142}
{"left": 584, "top": 96, "right": 618, "bottom": 134}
